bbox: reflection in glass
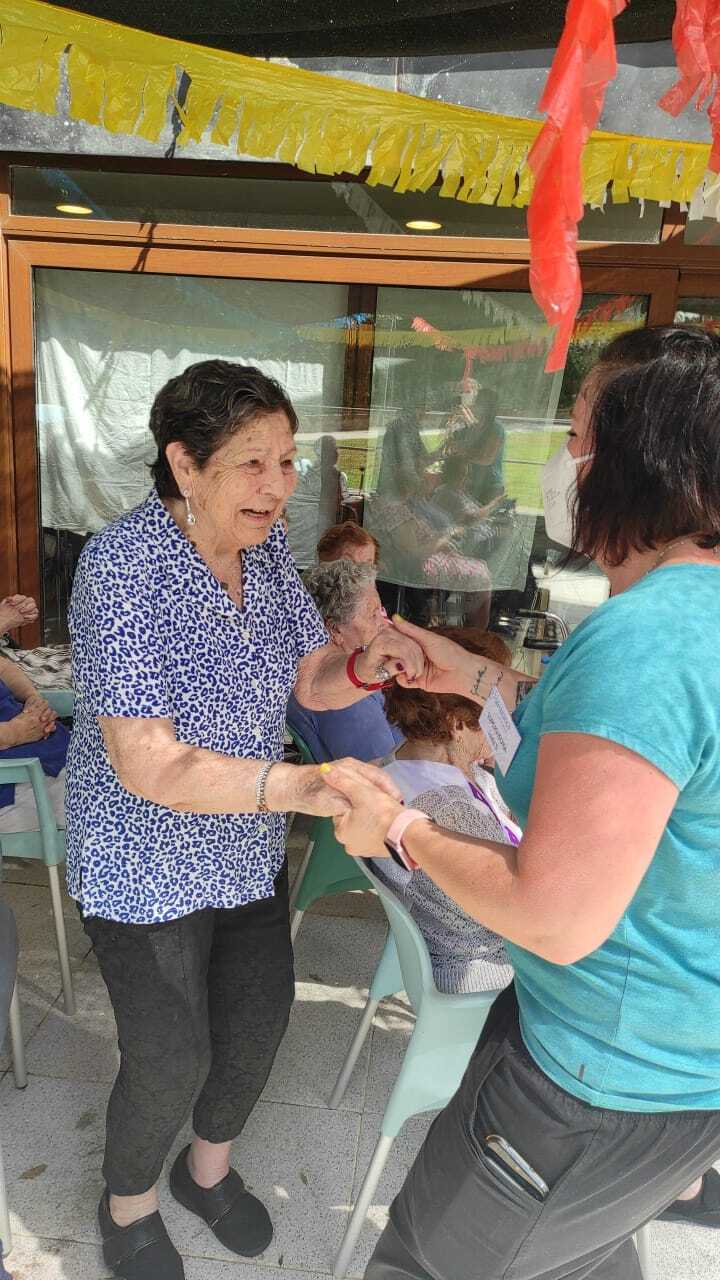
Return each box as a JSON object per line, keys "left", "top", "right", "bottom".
{"left": 14, "top": 166, "right": 663, "bottom": 243}
{"left": 32, "top": 267, "right": 648, "bottom": 660}
{"left": 363, "top": 286, "right": 648, "bottom": 657}
{"left": 33, "top": 269, "right": 348, "bottom": 641}
{"left": 675, "top": 298, "right": 720, "bottom": 332}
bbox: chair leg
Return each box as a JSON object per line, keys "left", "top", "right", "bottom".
{"left": 289, "top": 835, "right": 315, "bottom": 910}
{"left": 635, "top": 1224, "right": 654, "bottom": 1280}
{"left": 329, "top": 997, "right": 379, "bottom": 1108}
{"left": 0, "top": 1131, "right": 11, "bottom": 1261}
{"left": 334, "top": 1133, "right": 394, "bottom": 1279}
{"left": 8, "top": 986, "right": 26, "bottom": 1090}
{"left": 289, "top": 907, "right": 305, "bottom": 944}
{"left": 47, "top": 865, "right": 75, "bottom": 1016}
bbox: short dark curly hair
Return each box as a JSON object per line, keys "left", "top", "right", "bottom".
{"left": 149, "top": 360, "right": 298, "bottom": 499}
{"left": 384, "top": 627, "right": 511, "bottom": 742}
{"left": 574, "top": 325, "right": 720, "bottom": 565}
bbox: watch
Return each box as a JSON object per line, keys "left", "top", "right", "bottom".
{"left": 384, "top": 808, "right": 430, "bottom": 871}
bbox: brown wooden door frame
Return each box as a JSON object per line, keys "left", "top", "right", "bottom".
{"left": 676, "top": 271, "right": 720, "bottom": 298}
{"left": 1, "top": 231, "right": 681, "bottom": 643}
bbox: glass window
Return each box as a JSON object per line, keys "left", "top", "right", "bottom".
{"left": 34, "top": 269, "right": 349, "bottom": 641}
{"left": 361, "top": 287, "right": 647, "bottom": 667}
{"left": 32, "top": 267, "right": 647, "bottom": 663}
{"left": 13, "top": 166, "right": 662, "bottom": 242}
{"left": 682, "top": 219, "right": 720, "bottom": 246}
{"left": 675, "top": 297, "right": 720, "bottom": 330}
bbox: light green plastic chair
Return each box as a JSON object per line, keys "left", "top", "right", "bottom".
{"left": 332, "top": 855, "right": 502, "bottom": 1277}
{"left": 0, "top": 689, "right": 75, "bottom": 1015}
{"left": 285, "top": 724, "right": 371, "bottom": 942}
{"left": 331, "top": 857, "right": 656, "bottom": 1280}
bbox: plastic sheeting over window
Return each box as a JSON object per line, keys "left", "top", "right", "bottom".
{"left": 32, "top": 267, "right": 645, "bottom": 645}
{"left": 33, "top": 269, "right": 349, "bottom": 636}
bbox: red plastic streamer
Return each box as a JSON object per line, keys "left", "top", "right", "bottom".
{"left": 658, "top": 0, "right": 720, "bottom": 172}
{"left": 528, "top": 0, "right": 628, "bottom": 373}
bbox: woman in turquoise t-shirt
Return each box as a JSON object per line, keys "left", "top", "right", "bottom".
{"left": 326, "top": 326, "right": 720, "bottom": 1280}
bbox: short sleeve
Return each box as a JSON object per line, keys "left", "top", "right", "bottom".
{"left": 266, "top": 522, "right": 329, "bottom": 661}
{"left": 69, "top": 537, "right": 172, "bottom": 720}
{"left": 538, "top": 593, "right": 713, "bottom": 791}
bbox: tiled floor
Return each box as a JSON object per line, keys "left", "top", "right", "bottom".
{"left": 1, "top": 831, "right": 717, "bottom": 1280}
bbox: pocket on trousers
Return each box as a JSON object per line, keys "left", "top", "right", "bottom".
{"left": 468, "top": 1045, "right": 604, "bottom": 1207}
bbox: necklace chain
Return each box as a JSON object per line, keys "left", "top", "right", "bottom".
{"left": 653, "top": 533, "right": 720, "bottom": 570}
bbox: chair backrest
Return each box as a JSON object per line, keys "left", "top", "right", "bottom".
{"left": 286, "top": 722, "right": 317, "bottom": 766}
{"left": 0, "top": 757, "right": 65, "bottom": 862}
{"left": 44, "top": 688, "right": 74, "bottom": 718}
{"left": 354, "top": 857, "right": 439, "bottom": 1013}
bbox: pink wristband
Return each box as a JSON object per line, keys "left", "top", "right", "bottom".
{"left": 384, "top": 809, "right": 430, "bottom": 870}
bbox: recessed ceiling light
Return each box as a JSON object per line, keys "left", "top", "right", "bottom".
{"left": 55, "top": 203, "right": 93, "bottom": 216}
{"left": 405, "top": 219, "right": 443, "bottom": 231}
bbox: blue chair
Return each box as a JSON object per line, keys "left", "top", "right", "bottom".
{"left": 0, "top": 690, "right": 75, "bottom": 1014}
{"left": 331, "top": 857, "right": 656, "bottom": 1280}
{"left": 285, "top": 724, "right": 372, "bottom": 942}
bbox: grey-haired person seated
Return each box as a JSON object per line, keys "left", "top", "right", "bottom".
{"left": 287, "top": 559, "right": 403, "bottom": 763}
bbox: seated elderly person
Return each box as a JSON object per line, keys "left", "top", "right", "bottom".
{"left": 287, "top": 559, "right": 402, "bottom": 763}
{"left": 0, "top": 652, "right": 69, "bottom": 832}
{"left": 317, "top": 521, "right": 379, "bottom": 566}
{"left": 371, "top": 626, "right": 519, "bottom": 994}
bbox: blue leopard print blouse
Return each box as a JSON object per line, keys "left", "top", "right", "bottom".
{"left": 65, "top": 488, "right": 328, "bottom": 924}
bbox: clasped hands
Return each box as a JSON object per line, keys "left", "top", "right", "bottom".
{"left": 319, "top": 616, "right": 529, "bottom": 857}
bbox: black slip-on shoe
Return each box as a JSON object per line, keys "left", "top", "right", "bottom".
{"left": 98, "top": 1190, "right": 185, "bottom": 1279}
{"left": 169, "top": 1144, "right": 273, "bottom": 1257}
{"left": 658, "top": 1169, "right": 720, "bottom": 1228}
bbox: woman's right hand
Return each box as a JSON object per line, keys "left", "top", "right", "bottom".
{"left": 390, "top": 616, "right": 490, "bottom": 695}
{"left": 0, "top": 594, "right": 39, "bottom": 631}
{"left": 11, "top": 700, "right": 57, "bottom": 745}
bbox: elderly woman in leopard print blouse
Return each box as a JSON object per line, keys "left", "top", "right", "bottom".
{"left": 66, "top": 359, "right": 424, "bottom": 1280}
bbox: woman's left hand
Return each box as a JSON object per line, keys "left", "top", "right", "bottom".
{"left": 321, "top": 760, "right": 403, "bottom": 856}
{"left": 354, "top": 626, "right": 425, "bottom": 686}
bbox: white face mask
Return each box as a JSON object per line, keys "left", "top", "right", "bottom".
{"left": 541, "top": 443, "right": 594, "bottom": 548}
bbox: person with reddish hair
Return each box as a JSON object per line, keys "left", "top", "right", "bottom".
{"left": 316, "top": 520, "right": 379, "bottom": 566}
{"left": 372, "top": 626, "right": 518, "bottom": 995}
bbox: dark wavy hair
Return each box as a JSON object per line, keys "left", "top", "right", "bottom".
{"left": 573, "top": 326, "right": 720, "bottom": 566}
{"left": 384, "top": 627, "right": 511, "bottom": 743}
{"left": 149, "top": 360, "right": 298, "bottom": 499}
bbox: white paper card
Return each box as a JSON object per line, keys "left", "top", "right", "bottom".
{"left": 480, "top": 686, "right": 522, "bottom": 775}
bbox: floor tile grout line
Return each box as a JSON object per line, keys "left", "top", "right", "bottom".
{"left": 0, "top": 1070, "right": 372, "bottom": 1121}
{"left": 12, "top": 1230, "right": 339, "bottom": 1275}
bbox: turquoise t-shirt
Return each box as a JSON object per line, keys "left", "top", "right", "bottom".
{"left": 497, "top": 564, "right": 720, "bottom": 1112}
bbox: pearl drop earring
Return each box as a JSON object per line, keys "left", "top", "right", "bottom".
{"left": 183, "top": 491, "right": 196, "bottom": 526}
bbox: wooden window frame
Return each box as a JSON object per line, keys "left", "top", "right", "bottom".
{"left": 2, "top": 150, "right": 714, "bottom": 643}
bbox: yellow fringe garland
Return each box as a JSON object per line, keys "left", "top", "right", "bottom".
{"left": 0, "top": 0, "right": 711, "bottom": 209}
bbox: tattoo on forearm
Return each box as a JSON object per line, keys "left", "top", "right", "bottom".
{"left": 515, "top": 680, "right": 535, "bottom": 704}
{"left": 471, "top": 665, "right": 488, "bottom": 696}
